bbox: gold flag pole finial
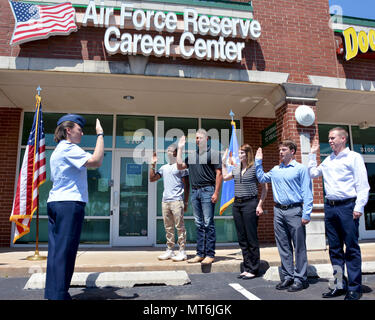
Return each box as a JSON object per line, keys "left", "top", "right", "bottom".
{"left": 229, "top": 110, "right": 235, "bottom": 126}
{"left": 26, "top": 86, "right": 47, "bottom": 261}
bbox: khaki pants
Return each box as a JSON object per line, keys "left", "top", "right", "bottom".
{"left": 162, "top": 200, "right": 186, "bottom": 250}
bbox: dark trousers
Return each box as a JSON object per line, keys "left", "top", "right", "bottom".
{"left": 232, "top": 198, "right": 260, "bottom": 274}
{"left": 325, "top": 201, "right": 362, "bottom": 293}
{"left": 274, "top": 206, "right": 308, "bottom": 284}
{"left": 45, "top": 201, "right": 85, "bottom": 300}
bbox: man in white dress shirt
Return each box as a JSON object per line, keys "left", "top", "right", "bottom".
{"left": 308, "top": 127, "right": 370, "bottom": 300}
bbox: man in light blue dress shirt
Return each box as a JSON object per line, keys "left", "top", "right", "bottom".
{"left": 255, "top": 140, "right": 313, "bottom": 292}
{"left": 308, "top": 127, "right": 370, "bottom": 300}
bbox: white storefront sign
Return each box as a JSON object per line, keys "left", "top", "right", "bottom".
{"left": 82, "top": 1, "right": 261, "bottom": 62}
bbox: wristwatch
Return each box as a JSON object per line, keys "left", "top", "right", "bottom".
{"left": 97, "top": 133, "right": 104, "bottom": 137}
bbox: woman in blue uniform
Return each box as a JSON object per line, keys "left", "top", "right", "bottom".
{"left": 44, "top": 114, "right": 104, "bottom": 300}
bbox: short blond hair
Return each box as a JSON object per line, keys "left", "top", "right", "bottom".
{"left": 329, "top": 127, "right": 348, "bottom": 141}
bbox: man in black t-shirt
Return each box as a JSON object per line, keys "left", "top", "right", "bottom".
{"left": 177, "top": 129, "right": 222, "bottom": 265}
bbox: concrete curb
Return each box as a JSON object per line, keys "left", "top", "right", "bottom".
{"left": 24, "top": 271, "right": 191, "bottom": 290}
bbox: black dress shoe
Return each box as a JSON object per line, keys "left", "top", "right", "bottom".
{"left": 322, "top": 288, "right": 347, "bottom": 298}
{"left": 344, "top": 291, "right": 362, "bottom": 300}
{"left": 275, "top": 279, "right": 294, "bottom": 290}
{"left": 287, "top": 281, "right": 309, "bottom": 292}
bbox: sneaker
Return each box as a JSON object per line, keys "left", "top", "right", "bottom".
{"left": 158, "top": 249, "right": 175, "bottom": 261}
{"left": 172, "top": 250, "right": 187, "bottom": 262}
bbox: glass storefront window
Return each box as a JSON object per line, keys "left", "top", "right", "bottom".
{"left": 318, "top": 124, "right": 350, "bottom": 154}
{"left": 157, "top": 117, "right": 198, "bottom": 150}
{"left": 22, "top": 112, "right": 113, "bottom": 148}
{"left": 15, "top": 218, "right": 49, "bottom": 244}
{"left": 22, "top": 112, "right": 64, "bottom": 147}
{"left": 352, "top": 126, "right": 375, "bottom": 155}
{"left": 86, "top": 152, "right": 112, "bottom": 216}
{"left": 80, "top": 219, "right": 110, "bottom": 244}
{"left": 201, "top": 118, "right": 241, "bottom": 152}
{"left": 116, "top": 115, "right": 154, "bottom": 148}
{"left": 15, "top": 218, "right": 111, "bottom": 244}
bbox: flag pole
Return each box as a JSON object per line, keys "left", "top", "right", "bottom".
{"left": 27, "top": 86, "right": 46, "bottom": 261}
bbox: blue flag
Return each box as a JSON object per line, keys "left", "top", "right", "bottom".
{"left": 219, "top": 121, "right": 240, "bottom": 215}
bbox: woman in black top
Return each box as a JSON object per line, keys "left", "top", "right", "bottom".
{"left": 222, "top": 144, "right": 268, "bottom": 279}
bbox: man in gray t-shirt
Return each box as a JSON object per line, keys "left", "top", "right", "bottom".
{"left": 150, "top": 144, "right": 189, "bottom": 261}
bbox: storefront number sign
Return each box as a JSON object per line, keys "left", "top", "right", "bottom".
{"left": 354, "top": 144, "right": 375, "bottom": 155}
{"left": 83, "top": 1, "right": 261, "bottom": 62}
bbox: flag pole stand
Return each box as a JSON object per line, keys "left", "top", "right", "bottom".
{"left": 27, "top": 88, "right": 46, "bottom": 261}
{"left": 26, "top": 206, "right": 46, "bottom": 261}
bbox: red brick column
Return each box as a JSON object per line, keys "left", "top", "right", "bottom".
{"left": 275, "top": 101, "right": 324, "bottom": 207}
{"left": 0, "top": 107, "right": 22, "bottom": 247}
{"left": 242, "top": 117, "right": 279, "bottom": 244}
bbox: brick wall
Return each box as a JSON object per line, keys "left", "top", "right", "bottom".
{"left": 248, "top": 0, "right": 339, "bottom": 83}
{"left": 242, "top": 117, "right": 278, "bottom": 243}
{"left": 0, "top": 107, "right": 22, "bottom": 247}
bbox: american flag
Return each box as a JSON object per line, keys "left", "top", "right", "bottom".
{"left": 9, "top": 1, "right": 77, "bottom": 45}
{"left": 10, "top": 95, "right": 46, "bottom": 243}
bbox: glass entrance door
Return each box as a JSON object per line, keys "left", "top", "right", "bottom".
{"left": 359, "top": 160, "right": 375, "bottom": 240}
{"left": 112, "top": 150, "right": 155, "bottom": 245}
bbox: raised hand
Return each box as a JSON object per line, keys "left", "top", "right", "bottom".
{"left": 96, "top": 119, "right": 103, "bottom": 135}
{"left": 151, "top": 152, "right": 157, "bottom": 165}
{"left": 178, "top": 135, "right": 186, "bottom": 149}
{"left": 222, "top": 148, "right": 229, "bottom": 164}
{"left": 310, "top": 140, "right": 319, "bottom": 154}
{"left": 255, "top": 147, "right": 263, "bottom": 160}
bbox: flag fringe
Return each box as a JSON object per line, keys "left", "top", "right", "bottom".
{"left": 219, "top": 198, "right": 234, "bottom": 215}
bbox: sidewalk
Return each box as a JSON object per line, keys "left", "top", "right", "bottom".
{"left": 1, "top": 242, "right": 375, "bottom": 278}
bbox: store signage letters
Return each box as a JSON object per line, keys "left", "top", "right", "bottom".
{"left": 343, "top": 27, "right": 375, "bottom": 61}
{"left": 82, "top": 1, "right": 261, "bottom": 62}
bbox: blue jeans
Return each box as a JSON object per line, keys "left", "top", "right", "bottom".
{"left": 191, "top": 185, "right": 216, "bottom": 258}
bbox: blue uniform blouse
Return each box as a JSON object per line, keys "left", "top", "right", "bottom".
{"left": 47, "top": 140, "right": 92, "bottom": 203}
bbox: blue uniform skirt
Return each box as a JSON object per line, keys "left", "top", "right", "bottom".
{"left": 44, "top": 201, "right": 85, "bottom": 300}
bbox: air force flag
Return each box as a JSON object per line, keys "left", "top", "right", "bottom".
{"left": 219, "top": 121, "right": 240, "bottom": 215}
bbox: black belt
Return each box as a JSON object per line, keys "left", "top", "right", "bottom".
{"left": 326, "top": 198, "right": 356, "bottom": 206}
{"left": 234, "top": 195, "right": 257, "bottom": 203}
{"left": 274, "top": 202, "right": 302, "bottom": 210}
{"left": 192, "top": 184, "right": 214, "bottom": 190}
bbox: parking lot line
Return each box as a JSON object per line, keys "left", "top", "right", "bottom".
{"left": 229, "top": 283, "right": 261, "bottom": 300}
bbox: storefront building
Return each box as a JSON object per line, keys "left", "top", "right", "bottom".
{"left": 0, "top": 0, "right": 374, "bottom": 248}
